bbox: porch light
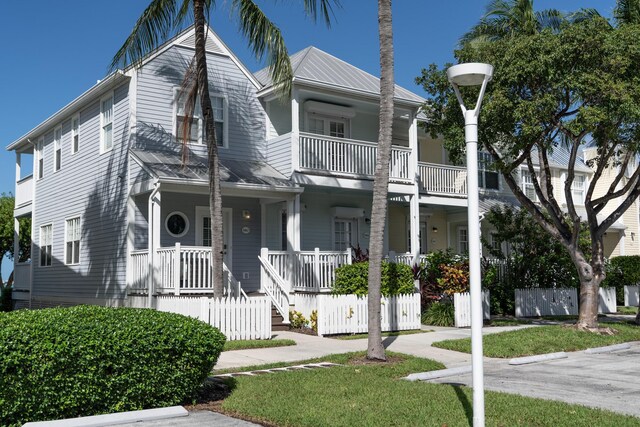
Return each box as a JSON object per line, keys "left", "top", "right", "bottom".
{"left": 432, "top": 227, "right": 438, "bottom": 233}
{"left": 447, "top": 62, "right": 493, "bottom": 427}
{"left": 242, "top": 210, "right": 251, "bottom": 220}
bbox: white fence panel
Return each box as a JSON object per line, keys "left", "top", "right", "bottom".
{"left": 294, "top": 293, "right": 318, "bottom": 320}
{"left": 598, "top": 287, "right": 617, "bottom": 314}
{"left": 315, "top": 293, "right": 421, "bottom": 336}
{"left": 453, "top": 291, "right": 490, "bottom": 328}
{"left": 154, "top": 296, "right": 271, "bottom": 340}
{"left": 515, "top": 288, "right": 578, "bottom": 317}
{"left": 624, "top": 285, "right": 639, "bottom": 307}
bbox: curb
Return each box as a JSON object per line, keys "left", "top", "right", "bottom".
{"left": 584, "top": 343, "right": 631, "bottom": 354}
{"left": 509, "top": 352, "right": 567, "bottom": 365}
{"left": 23, "top": 406, "right": 188, "bottom": 427}
{"left": 404, "top": 365, "right": 472, "bottom": 381}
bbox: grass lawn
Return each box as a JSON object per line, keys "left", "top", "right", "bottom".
{"left": 223, "top": 339, "right": 296, "bottom": 352}
{"left": 216, "top": 352, "right": 640, "bottom": 426}
{"left": 434, "top": 322, "right": 640, "bottom": 358}
{"left": 618, "top": 306, "right": 638, "bottom": 315}
{"left": 333, "top": 329, "right": 430, "bottom": 340}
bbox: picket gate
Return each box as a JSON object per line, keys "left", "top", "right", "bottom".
{"left": 453, "top": 291, "right": 490, "bottom": 328}
{"left": 598, "top": 287, "right": 617, "bottom": 314}
{"left": 624, "top": 285, "right": 639, "bottom": 307}
{"left": 515, "top": 288, "right": 578, "bottom": 317}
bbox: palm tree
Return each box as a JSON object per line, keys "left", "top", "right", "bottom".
{"left": 367, "top": 0, "right": 394, "bottom": 361}
{"left": 111, "top": 0, "right": 338, "bottom": 296}
{"left": 615, "top": 0, "right": 640, "bottom": 24}
{"left": 460, "top": 0, "right": 564, "bottom": 46}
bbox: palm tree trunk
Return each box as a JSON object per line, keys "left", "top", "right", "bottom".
{"left": 194, "top": 0, "right": 224, "bottom": 296}
{"left": 367, "top": 0, "right": 394, "bottom": 361}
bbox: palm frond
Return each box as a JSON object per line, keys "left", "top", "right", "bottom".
{"left": 302, "top": 0, "right": 341, "bottom": 27}
{"left": 615, "top": 0, "right": 640, "bottom": 25}
{"left": 568, "top": 8, "right": 604, "bottom": 24}
{"left": 231, "top": 0, "right": 293, "bottom": 98}
{"left": 536, "top": 9, "right": 565, "bottom": 32}
{"left": 110, "top": 0, "right": 191, "bottom": 71}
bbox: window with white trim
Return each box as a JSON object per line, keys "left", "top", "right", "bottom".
{"left": 36, "top": 137, "right": 44, "bottom": 180}
{"left": 571, "top": 175, "right": 585, "bottom": 204}
{"left": 458, "top": 226, "right": 468, "bottom": 254}
{"left": 71, "top": 115, "right": 79, "bottom": 154}
{"left": 478, "top": 152, "right": 499, "bottom": 190}
{"left": 307, "top": 114, "right": 348, "bottom": 138}
{"left": 40, "top": 224, "right": 52, "bottom": 267}
{"left": 333, "top": 219, "right": 357, "bottom": 251}
{"left": 175, "top": 91, "right": 227, "bottom": 147}
{"left": 101, "top": 95, "right": 113, "bottom": 152}
{"left": 54, "top": 126, "right": 62, "bottom": 172}
{"left": 65, "top": 217, "right": 81, "bottom": 265}
{"left": 521, "top": 170, "right": 538, "bottom": 201}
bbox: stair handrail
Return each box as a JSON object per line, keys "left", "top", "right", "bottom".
{"left": 258, "top": 255, "right": 290, "bottom": 323}
{"left": 223, "top": 263, "right": 248, "bottom": 299}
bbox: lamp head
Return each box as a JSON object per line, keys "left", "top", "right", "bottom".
{"left": 447, "top": 63, "right": 493, "bottom": 87}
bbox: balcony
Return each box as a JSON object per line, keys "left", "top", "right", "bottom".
{"left": 298, "top": 132, "right": 412, "bottom": 183}
{"left": 418, "top": 162, "right": 467, "bottom": 197}
{"left": 15, "top": 175, "right": 33, "bottom": 209}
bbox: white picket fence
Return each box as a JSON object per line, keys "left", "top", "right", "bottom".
{"left": 625, "top": 285, "right": 639, "bottom": 307}
{"left": 295, "top": 293, "right": 421, "bottom": 336}
{"left": 154, "top": 296, "right": 271, "bottom": 340}
{"left": 453, "top": 291, "right": 490, "bottom": 328}
{"left": 598, "top": 287, "right": 617, "bottom": 314}
{"left": 515, "top": 288, "right": 578, "bottom": 317}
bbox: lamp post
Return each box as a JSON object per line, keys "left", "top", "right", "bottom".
{"left": 447, "top": 62, "right": 493, "bottom": 427}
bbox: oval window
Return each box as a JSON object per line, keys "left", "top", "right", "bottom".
{"left": 165, "top": 212, "right": 189, "bottom": 237}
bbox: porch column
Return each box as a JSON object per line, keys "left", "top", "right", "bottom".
{"left": 286, "top": 194, "right": 301, "bottom": 294}
{"left": 126, "top": 195, "right": 135, "bottom": 287}
{"left": 291, "top": 87, "right": 300, "bottom": 172}
{"left": 13, "top": 217, "right": 20, "bottom": 270}
{"left": 408, "top": 111, "right": 420, "bottom": 264}
{"left": 147, "top": 184, "right": 161, "bottom": 308}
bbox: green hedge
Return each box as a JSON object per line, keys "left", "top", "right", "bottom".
{"left": 603, "top": 256, "right": 640, "bottom": 304}
{"left": 333, "top": 261, "right": 415, "bottom": 296}
{"left": 0, "top": 305, "right": 226, "bottom": 426}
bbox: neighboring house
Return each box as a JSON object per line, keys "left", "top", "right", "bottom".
{"left": 7, "top": 26, "right": 639, "bottom": 315}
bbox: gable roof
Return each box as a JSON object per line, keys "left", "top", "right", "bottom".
{"left": 254, "top": 46, "right": 425, "bottom": 105}
{"left": 530, "top": 146, "right": 592, "bottom": 173}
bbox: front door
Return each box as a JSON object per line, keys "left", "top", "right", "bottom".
{"left": 196, "top": 206, "right": 232, "bottom": 269}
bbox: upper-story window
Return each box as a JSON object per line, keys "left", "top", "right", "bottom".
{"left": 175, "top": 90, "right": 227, "bottom": 147}
{"left": 40, "top": 224, "right": 52, "bottom": 267}
{"left": 54, "top": 126, "right": 62, "bottom": 172}
{"left": 65, "top": 216, "right": 81, "bottom": 265}
{"left": 307, "top": 114, "right": 348, "bottom": 139}
{"left": 571, "top": 175, "right": 585, "bottom": 204}
{"left": 71, "top": 115, "right": 79, "bottom": 154}
{"left": 101, "top": 95, "right": 114, "bottom": 153}
{"left": 478, "top": 152, "right": 499, "bottom": 190}
{"left": 521, "top": 170, "right": 538, "bottom": 201}
{"left": 36, "top": 137, "right": 44, "bottom": 180}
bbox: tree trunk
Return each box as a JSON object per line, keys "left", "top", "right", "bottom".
{"left": 194, "top": 0, "right": 224, "bottom": 296}
{"left": 367, "top": 0, "right": 394, "bottom": 361}
{"left": 571, "top": 248, "right": 602, "bottom": 329}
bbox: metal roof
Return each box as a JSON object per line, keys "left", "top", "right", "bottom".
{"left": 130, "top": 147, "right": 297, "bottom": 189}
{"left": 530, "top": 146, "right": 592, "bottom": 173}
{"left": 254, "top": 46, "right": 425, "bottom": 105}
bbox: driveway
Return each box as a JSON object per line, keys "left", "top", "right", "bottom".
{"left": 432, "top": 342, "right": 640, "bottom": 417}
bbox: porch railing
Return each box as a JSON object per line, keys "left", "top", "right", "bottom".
{"left": 15, "top": 175, "right": 33, "bottom": 208}
{"left": 386, "top": 252, "right": 427, "bottom": 267}
{"left": 299, "top": 132, "right": 412, "bottom": 182}
{"left": 128, "top": 244, "right": 245, "bottom": 297}
{"left": 418, "top": 162, "right": 467, "bottom": 196}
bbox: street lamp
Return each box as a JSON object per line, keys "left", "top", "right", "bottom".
{"left": 447, "top": 62, "right": 493, "bottom": 427}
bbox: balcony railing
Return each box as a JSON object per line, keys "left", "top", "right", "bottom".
{"left": 298, "top": 132, "right": 411, "bottom": 182}
{"left": 418, "top": 162, "right": 467, "bottom": 197}
{"left": 15, "top": 175, "right": 33, "bottom": 208}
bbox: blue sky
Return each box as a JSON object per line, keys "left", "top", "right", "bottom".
{"left": 0, "top": 0, "right": 611, "bottom": 278}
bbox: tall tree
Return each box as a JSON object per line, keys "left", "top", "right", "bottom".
{"left": 0, "top": 194, "right": 31, "bottom": 287}
{"left": 367, "top": 0, "right": 394, "bottom": 361}
{"left": 418, "top": 17, "right": 640, "bottom": 330}
{"left": 460, "top": 0, "right": 564, "bottom": 46}
{"left": 111, "top": 0, "right": 338, "bottom": 296}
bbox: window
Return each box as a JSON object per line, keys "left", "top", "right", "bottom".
{"left": 478, "top": 152, "right": 499, "bottom": 190}
{"left": 36, "top": 137, "right": 44, "bottom": 180}
{"left": 334, "top": 219, "right": 357, "bottom": 251}
{"left": 71, "top": 115, "right": 79, "bottom": 154}
{"left": 40, "top": 224, "right": 52, "bottom": 267}
{"left": 571, "top": 175, "right": 585, "bottom": 204}
{"left": 521, "top": 170, "right": 538, "bottom": 201}
{"left": 165, "top": 212, "right": 189, "bottom": 238}
{"left": 281, "top": 209, "right": 288, "bottom": 251}
{"left": 175, "top": 90, "right": 226, "bottom": 147}
{"left": 306, "top": 114, "right": 348, "bottom": 139}
{"left": 65, "top": 217, "right": 81, "bottom": 265}
{"left": 54, "top": 126, "right": 62, "bottom": 172}
{"left": 101, "top": 95, "right": 113, "bottom": 153}
{"left": 458, "top": 226, "right": 468, "bottom": 254}
{"left": 490, "top": 233, "right": 501, "bottom": 252}
{"left": 202, "top": 216, "right": 212, "bottom": 247}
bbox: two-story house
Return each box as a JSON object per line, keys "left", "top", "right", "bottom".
{"left": 7, "top": 26, "right": 637, "bottom": 317}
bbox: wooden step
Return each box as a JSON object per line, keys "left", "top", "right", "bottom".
{"left": 271, "top": 306, "right": 288, "bottom": 331}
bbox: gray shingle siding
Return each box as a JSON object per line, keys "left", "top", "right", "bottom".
{"left": 266, "top": 133, "right": 292, "bottom": 177}
{"left": 32, "top": 82, "right": 130, "bottom": 303}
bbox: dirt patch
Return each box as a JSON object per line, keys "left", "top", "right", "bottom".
{"left": 347, "top": 355, "right": 404, "bottom": 366}
{"left": 564, "top": 324, "right": 619, "bottom": 335}
{"left": 288, "top": 327, "right": 317, "bottom": 336}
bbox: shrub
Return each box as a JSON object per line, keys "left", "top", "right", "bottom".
{"left": 310, "top": 310, "right": 318, "bottom": 332}
{"left": 603, "top": 256, "right": 640, "bottom": 304}
{"left": 0, "top": 305, "right": 226, "bottom": 426}
{"left": 0, "top": 285, "right": 11, "bottom": 312}
{"left": 421, "top": 301, "right": 455, "bottom": 327}
{"left": 332, "top": 261, "right": 415, "bottom": 296}
{"left": 417, "top": 249, "right": 469, "bottom": 309}
{"left": 289, "top": 310, "right": 309, "bottom": 329}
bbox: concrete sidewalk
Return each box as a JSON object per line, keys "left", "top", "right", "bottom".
{"left": 215, "top": 325, "right": 529, "bottom": 370}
